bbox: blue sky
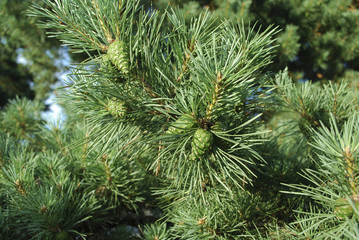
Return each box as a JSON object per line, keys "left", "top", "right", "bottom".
{"left": 16, "top": 46, "right": 70, "bottom": 125}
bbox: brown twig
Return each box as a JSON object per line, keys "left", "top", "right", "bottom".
{"left": 92, "top": 0, "right": 112, "bottom": 43}
{"left": 206, "top": 71, "right": 224, "bottom": 121}
{"left": 344, "top": 146, "right": 358, "bottom": 196}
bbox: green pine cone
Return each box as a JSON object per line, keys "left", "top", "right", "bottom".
{"left": 107, "top": 98, "right": 126, "bottom": 118}
{"left": 107, "top": 40, "right": 129, "bottom": 74}
{"left": 334, "top": 198, "right": 354, "bottom": 220}
{"left": 55, "top": 231, "right": 69, "bottom": 240}
{"left": 167, "top": 114, "right": 196, "bottom": 134}
{"left": 191, "top": 128, "right": 214, "bottom": 160}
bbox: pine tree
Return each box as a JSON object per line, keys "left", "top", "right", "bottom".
{"left": 0, "top": 0, "right": 358, "bottom": 239}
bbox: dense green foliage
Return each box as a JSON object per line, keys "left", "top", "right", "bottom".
{"left": 0, "top": 0, "right": 359, "bottom": 239}
{"left": 0, "top": 98, "right": 154, "bottom": 239}
{"left": 148, "top": 0, "right": 359, "bottom": 82}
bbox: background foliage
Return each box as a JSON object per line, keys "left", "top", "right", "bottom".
{"left": 146, "top": 0, "right": 359, "bottom": 82}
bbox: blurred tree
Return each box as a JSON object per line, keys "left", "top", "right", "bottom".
{"left": 251, "top": 0, "right": 359, "bottom": 81}
{"left": 0, "top": 0, "right": 67, "bottom": 107}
